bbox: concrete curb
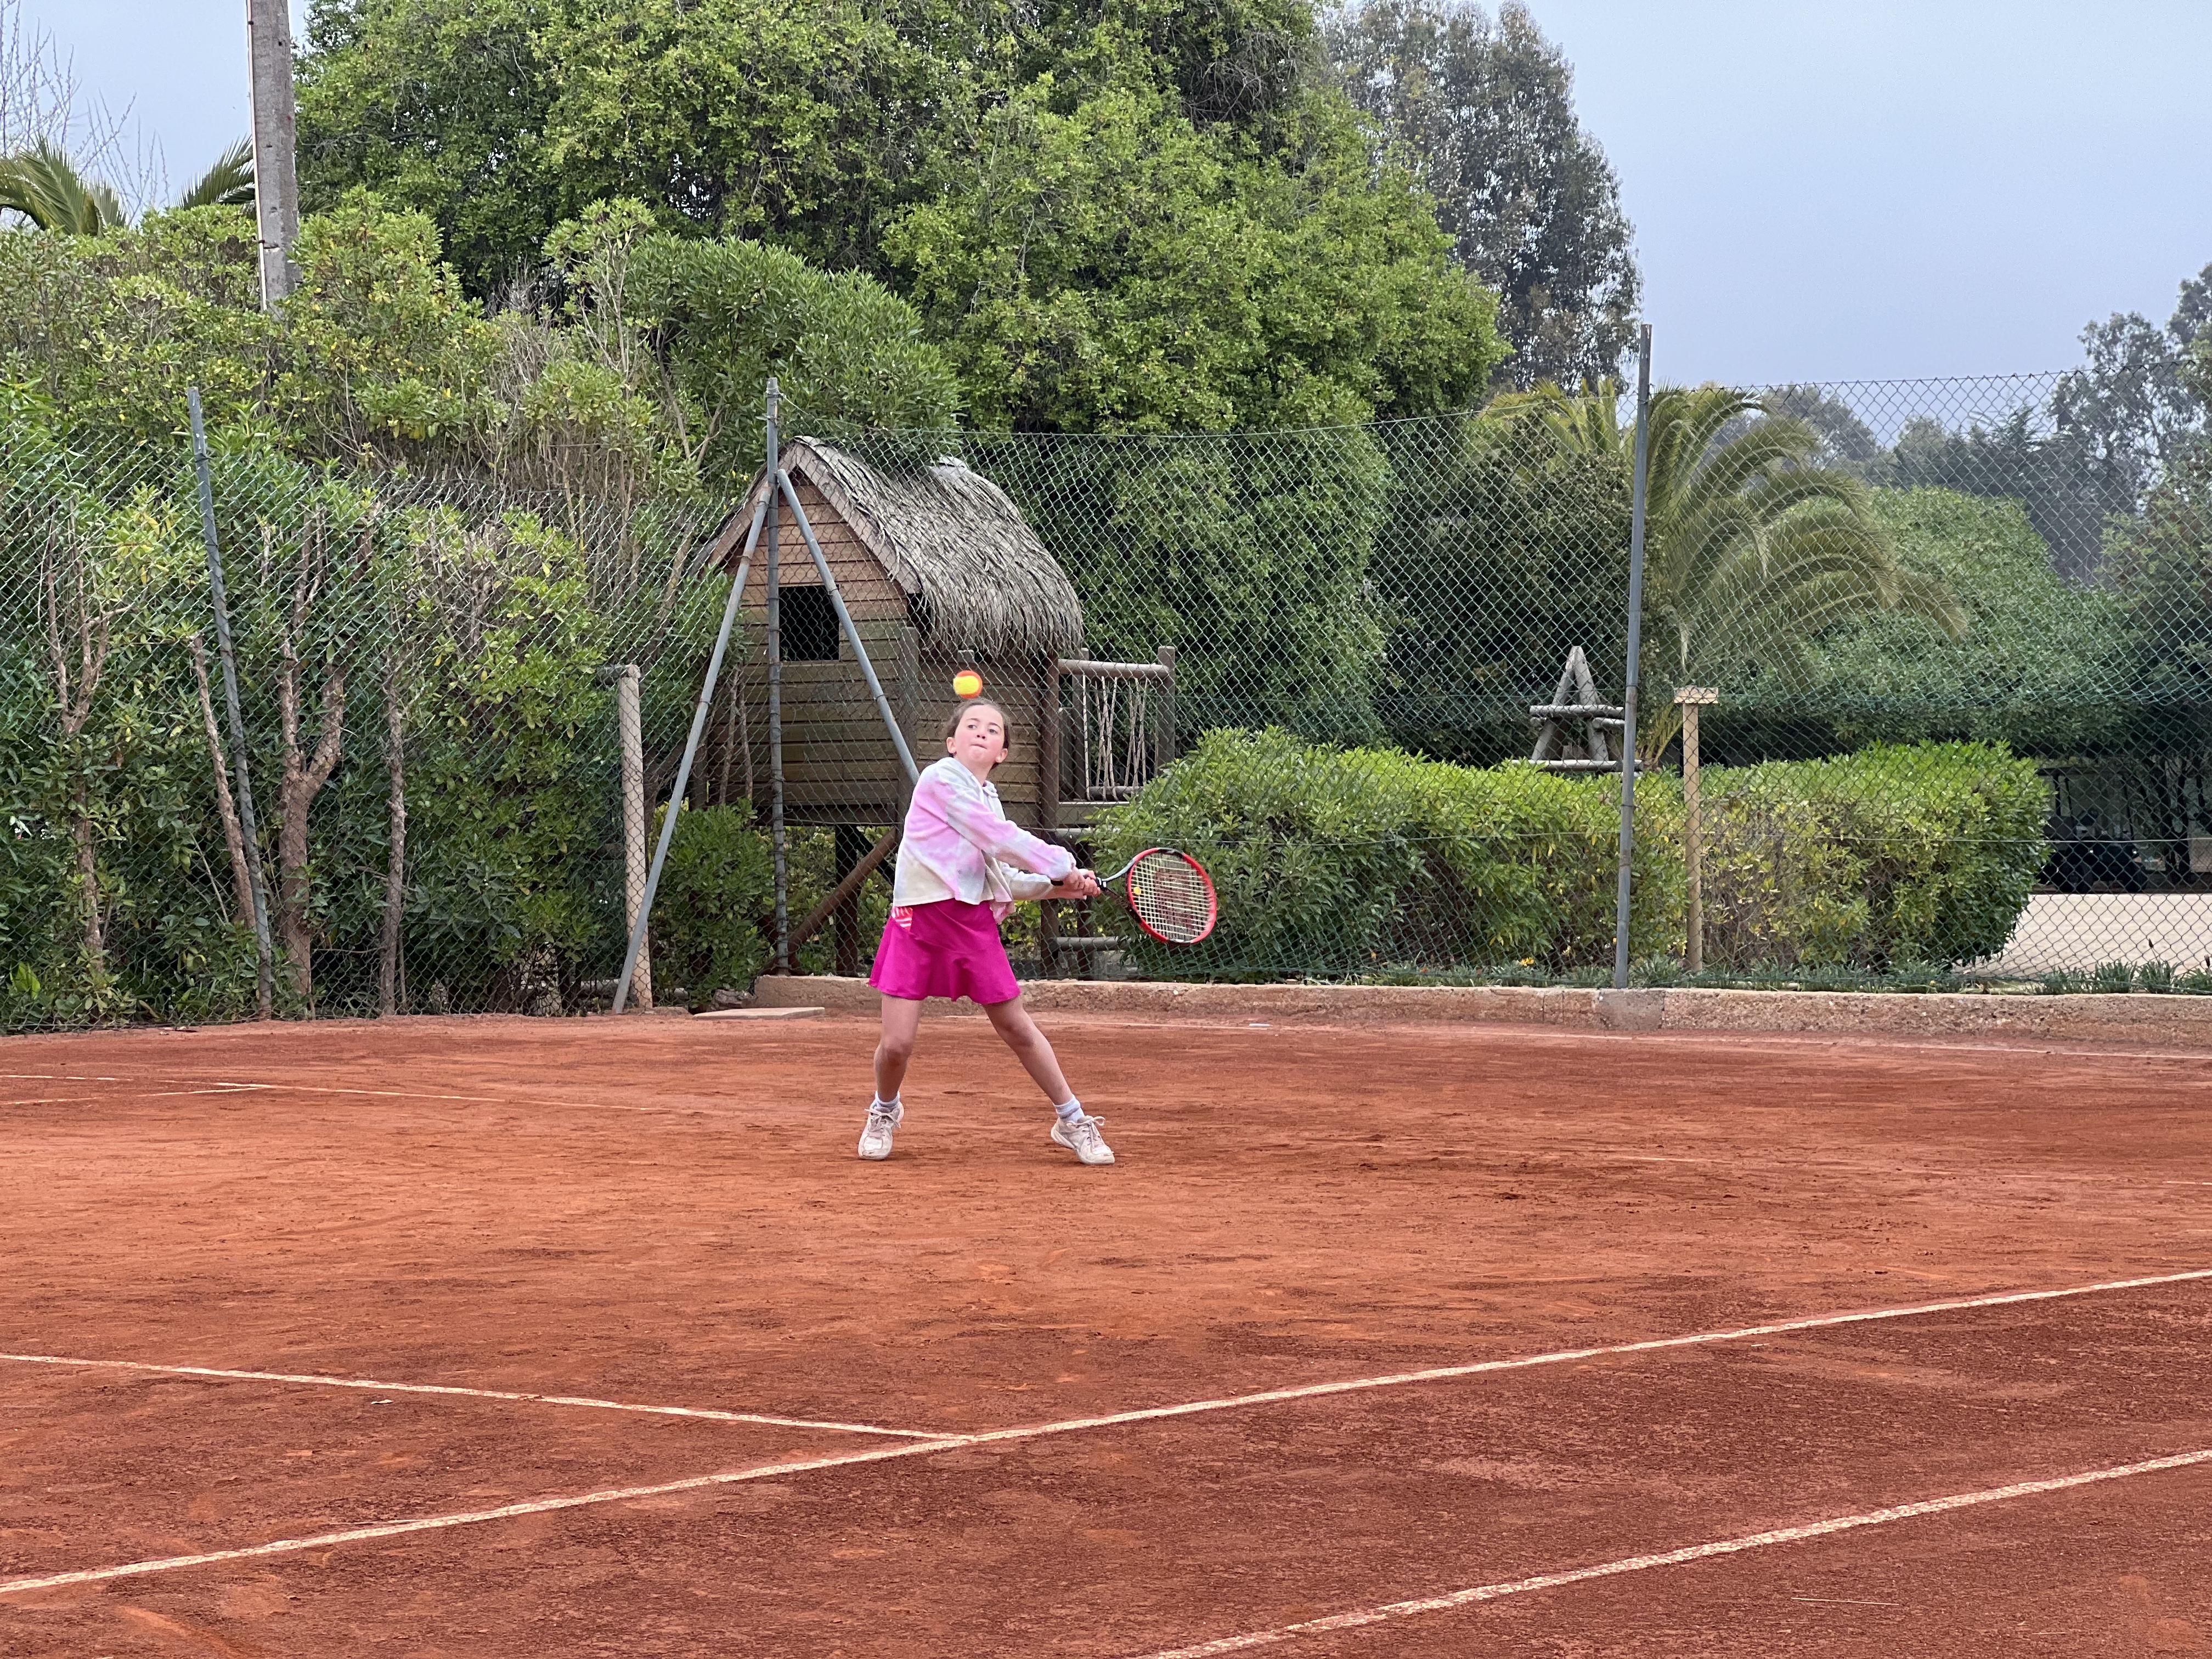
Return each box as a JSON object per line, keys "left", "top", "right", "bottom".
{"left": 747, "top": 974, "right": 2212, "bottom": 1047}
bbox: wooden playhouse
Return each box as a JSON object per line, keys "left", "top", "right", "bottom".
{"left": 697, "top": 437, "right": 1175, "bottom": 836}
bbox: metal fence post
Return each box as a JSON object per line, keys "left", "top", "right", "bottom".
{"left": 765, "top": 379, "right": 789, "bottom": 974}
{"left": 609, "top": 495, "right": 769, "bottom": 1014}
{"left": 1612, "top": 325, "right": 1654, "bottom": 992}
{"left": 188, "top": 388, "right": 276, "bottom": 1019}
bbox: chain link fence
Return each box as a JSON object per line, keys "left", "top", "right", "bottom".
{"left": 4, "top": 369, "right": 2209, "bottom": 1031}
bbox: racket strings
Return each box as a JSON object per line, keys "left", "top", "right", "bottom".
{"left": 1126, "top": 853, "right": 1215, "bottom": 945}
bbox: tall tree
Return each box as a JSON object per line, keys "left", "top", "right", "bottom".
{"left": 2050, "top": 263, "right": 2212, "bottom": 520}
{"left": 298, "top": 0, "right": 1502, "bottom": 435}
{"left": 887, "top": 73, "right": 1502, "bottom": 432}
{"left": 1324, "top": 0, "right": 1639, "bottom": 390}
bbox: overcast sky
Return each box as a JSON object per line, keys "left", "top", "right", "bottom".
{"left": 24, "top": 0, "right": 2212, "bottom": 388}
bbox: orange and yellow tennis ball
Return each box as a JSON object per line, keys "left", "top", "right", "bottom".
{"left": 952, "top": 669, "right": 984, "bottom": 698}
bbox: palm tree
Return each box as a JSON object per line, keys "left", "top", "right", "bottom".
{"left": 1513, "top": 381, "right": 1966, "bottom": 760}
{"left": 0, "top": 139, "right": 123, "bottom": 232}
{"left": 176, "top": 138, "right": 254, "bottom": 210}
{"left": 0, "top": 138, "right": 252, "bottom": 232}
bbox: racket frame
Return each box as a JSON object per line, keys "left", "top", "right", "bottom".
{"left": 1097, "top": 845, "right": 1217, "bottom": 946}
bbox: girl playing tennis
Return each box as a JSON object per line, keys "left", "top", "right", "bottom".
{"left": 860, "top": 697, "right": 1112, "bottom": 1165}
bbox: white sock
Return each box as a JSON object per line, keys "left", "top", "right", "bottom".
{"left": 873, "top": 1096, "right": 900, "bottom": 1110}
{"left": 1053, "top": 1098, "right": 1082, "bottom": 1122}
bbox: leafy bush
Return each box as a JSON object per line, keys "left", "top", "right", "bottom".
{"left": 1090, "top": 728, "right": 1674, "bottom": 979}
{"left": 1093, "top": 731, "right": 2046, "bottom": 981}
{"left": 1698, "top": 742, "right": 2049, "bottom": 969}
{"left": 650, "top": 804, "right": 776, "bottom": 1000}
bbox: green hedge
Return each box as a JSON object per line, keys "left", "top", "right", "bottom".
{"left": 1698, "top": 742, "right": 2049, "bottom": 970}
{"left": 1091, "top": 731, "right": 2047, "bottom": 979}
{"left": 1090, "top": 729, "right": 1675, "bottom": 979}
{"left": 648, "top": 805, "right": 894, "bottom": 1003}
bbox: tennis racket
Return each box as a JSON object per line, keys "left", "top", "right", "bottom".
{"left": 1081, "top": 847, "right": 1217, "bottom": 946}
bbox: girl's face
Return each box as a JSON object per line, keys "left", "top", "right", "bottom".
{"left": 947, "top": 702, "right": 1009, "bottom": 774}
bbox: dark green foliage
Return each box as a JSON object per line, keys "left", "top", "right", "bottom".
{"left": 1371, "top": 407, "right": 1630, "bottom": 761}
{"left": 1090, "top": 727, "right": 1672, "bottom": 978}
{"left": 1697, "top": 742, "right": 2050, "bottom": 970}
{"left": 648, "top": 805, "right": 775, "bottom": 1002}
{"left": 1323, "top": 0, "right": 1639, "bottom": 390}
{"left": 1879, "top": 411, "right": 2111, "bottom": 588}
{"left": 1091, "top": 731, "right": 2045, "bottom": 981}
{"left": 623, "top": 227, "right": 962, "bottom": 479}
{"left": 298, "top": 0, "right": 561, "bottom": 295}
{"left": 886, "top": 72, "right": 1504, "bottom": 433}
{"left": 1752, "top": 488, "right": 2134, "bottom": 757}
{"left": 939, "top": 427, "right": 1394, "bottom": 741}
{"left": 298, "top": 0, "right": 1507, "bottom": 438}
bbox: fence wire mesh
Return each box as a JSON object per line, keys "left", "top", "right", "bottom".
{"left": 4, "top": 366, "right": 2209, "bottom": 1032}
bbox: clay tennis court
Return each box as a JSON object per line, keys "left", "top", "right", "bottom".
{"left": 4, "top": 1009, "right": 2212, "bottom": 1656}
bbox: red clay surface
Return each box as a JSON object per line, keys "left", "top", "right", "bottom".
{"left": 3, "top": 1011, "right": 2211, "bottom": 1655}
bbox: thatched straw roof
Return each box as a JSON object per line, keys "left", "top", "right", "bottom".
{"left": 709, "top": 438, "right": 1083, "bottom": 660}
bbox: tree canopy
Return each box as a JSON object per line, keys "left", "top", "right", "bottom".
{"left": 298, "top": 0, "right": 1508, "bottom": 432}
{"left": 1323, "top": 0, "right": 1639, "bottom": 390}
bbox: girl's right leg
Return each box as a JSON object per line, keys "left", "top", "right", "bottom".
{"left": 860, "top": 996, "right": 925, "bottom": 1160}
{"left": 874, "top": 995, "right": 925, "bottom": 1102}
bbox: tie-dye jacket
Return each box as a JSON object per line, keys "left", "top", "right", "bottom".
{"left": 890, "top": 756, "right": 1075, "bottom": 919}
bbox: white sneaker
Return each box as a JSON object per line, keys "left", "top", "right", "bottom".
{"left": 1051, "top": 1112, "right": 1115, "bottom": 1166}
{"left": 858, "top": 1099, "right": 903, "bottom": 1160}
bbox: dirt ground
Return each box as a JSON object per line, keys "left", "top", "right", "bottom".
{"left": 3, "top": 1010, "right": 2211, "bottom": 1656}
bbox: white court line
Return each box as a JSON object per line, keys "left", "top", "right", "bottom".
{"left": 10, "top": 1266, "right": 2208, "bottom": 1464}
{"left": 919, "top": 1266, "right": 2212, "bottom": 1445}
{"left": 4, "top": 1265, "right": 2208, "bottom": 1598}
{"left": 0, "top": 1072, "right": 734, "bottom": 1119}
{"left": 0, "top": 1436, "right": 969, "bottom": 1596}
{"left": 1587, "top": 1150, "right": 2212, "bottom": 1188}
{"left": 1127, "top": 1446, "right": 2212, "bottom": 1657}
{"left": 0, "top": 1352, "right": 948, "bottom": 1440}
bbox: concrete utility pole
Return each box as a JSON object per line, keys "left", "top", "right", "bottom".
{"left": 247, "top": 0, "right": 301, "bottom": 306}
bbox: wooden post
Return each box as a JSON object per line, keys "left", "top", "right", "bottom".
{"left": 1158, "top": 645, "right": 1177, "bottom": 765}
{"left": 1675, "top": 687, "right": 1718, "bottom": 974}
{"left": 1039, "top": 655, "right": 1062, "bottom": 977}
{"left": 616, "top": 665, "right": 653, "bottom": 1008}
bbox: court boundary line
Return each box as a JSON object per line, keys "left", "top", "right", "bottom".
{"left": 917, "top": 1265, "right": 2212, "bottom": 1443}
{"left": 0, "top": 1352, "right": 949, "bottom": 1440}
{"left": 4, "top": 1265, "right": 2208, "bottom": 1597}
{"left": 1126, "top": 1446, "right": 2212, "bottom": 1656}
{"left": 0, "top": 1072, "right": 740, "bottom": 1120}
{"left": 0, "top": 1437, "right": 971, "bottom": 1596}
{"left": 8, "top": 1266, "right": 2207, "bottom": 1453}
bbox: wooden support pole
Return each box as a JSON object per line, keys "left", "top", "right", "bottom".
{"left": 791, "top": 826, "right": 899, "bottom": 953}
{"left": 614, "top": 665, "right": 653, "bottom": 1008}
{"left": 1158, "top": 645, "right": 1177, "bottom": 765}
{"left": 1676, "top": 686, "right": 1718, "bottom": 974}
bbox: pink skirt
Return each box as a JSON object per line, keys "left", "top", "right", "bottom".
{"left": 868, "top": 899, "right": 1022, "bottom": 1005}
